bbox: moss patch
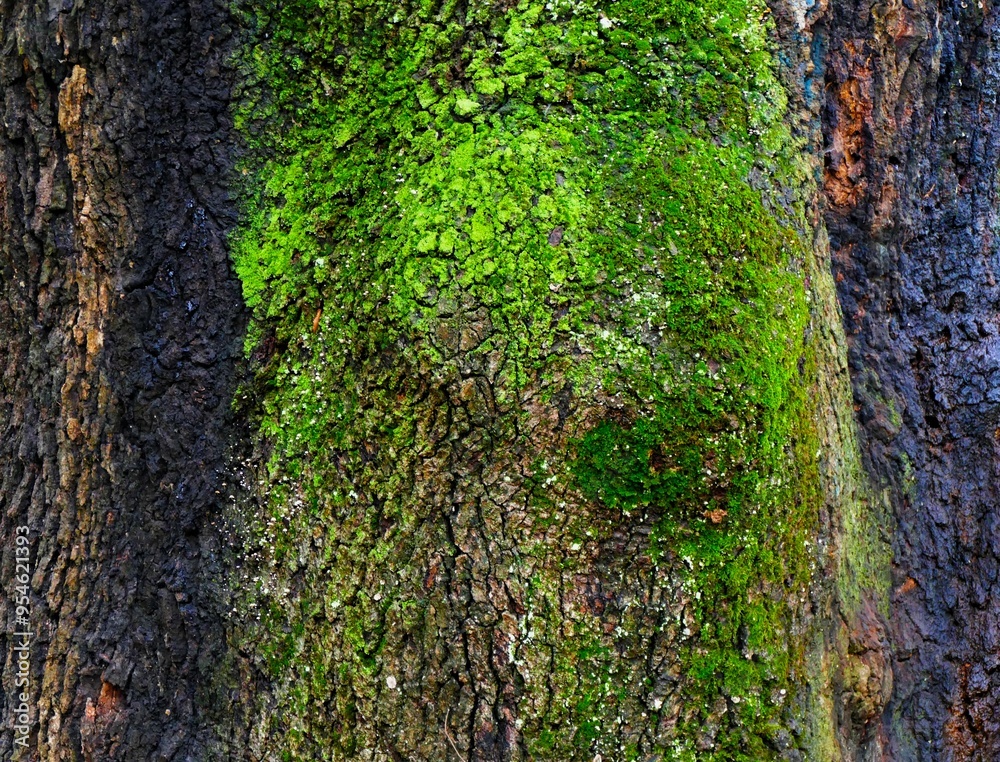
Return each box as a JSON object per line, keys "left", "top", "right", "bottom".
{"left": 230, "top": 0, "right": 829, "bottom": 758}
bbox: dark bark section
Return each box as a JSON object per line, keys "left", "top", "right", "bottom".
{"left": 0, "top": 0, "right": 243, "bottom": 759}
{"left": 820, "top": 0, "right": 1000, "bottom": 756}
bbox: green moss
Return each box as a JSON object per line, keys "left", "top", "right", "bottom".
{"left": 230, "top": 0, "right": 829, "bottom": 758}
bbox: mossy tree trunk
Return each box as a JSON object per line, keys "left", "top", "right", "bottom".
{"left": 6, "top": 0, "right": 993, "bottom": 759}
{"left": 225, "top": 1, "right": 883, "bottom": 760}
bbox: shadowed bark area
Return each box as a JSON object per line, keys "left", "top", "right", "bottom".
{"left": 820, "top": 0, "right": 1000, "bottom": 756}
{"left": 0, "top": 0, "right": 243, "bottom": 758}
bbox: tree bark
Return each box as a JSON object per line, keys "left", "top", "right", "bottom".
{"left": 224, "top": 2, "right": 879, "bottom": 760}
{"left": 3, "top": 0, "right": 1000, "bottom": 759}
{"left": 821, "top": 0, "right": 1000, "bottom": 755}
{"left": 0, "top": 0, "right": 243, "bottom": 759}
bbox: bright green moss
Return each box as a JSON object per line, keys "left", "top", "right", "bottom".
{"left": 231, "top": 0, "right": 827, "bottom": 758}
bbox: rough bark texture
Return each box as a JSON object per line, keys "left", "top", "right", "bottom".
{"left": 224, "top": 2, "right": 877, "bottom": 761}
{"left": 3, "top": 0, "right": 1000, "bottom": 758}
{"left": 819, "top": 0, "right": 1000, "bottom": 756}
{"left": 0, "top": 0, "right": 242, "bottom": 759}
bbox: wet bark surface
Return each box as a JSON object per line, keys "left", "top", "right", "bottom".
{"left": 0, "top": 0, "right": 243, "bottom": 759}
{"left": 819, "top": 0, "right": 1000, "bottom": 756}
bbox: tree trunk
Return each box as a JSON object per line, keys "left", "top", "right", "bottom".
{"left": 0, "top": 0, "right": 243, "bottom": 759}
{"left": 822, "top": 0, "right": 1000, "bottom": 755}
{"left": 0, "top": 0, "right": 997, "bottom": 760}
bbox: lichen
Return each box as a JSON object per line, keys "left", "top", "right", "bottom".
{"left": 229, "top": 0, "right": 837, "bottom": 758}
